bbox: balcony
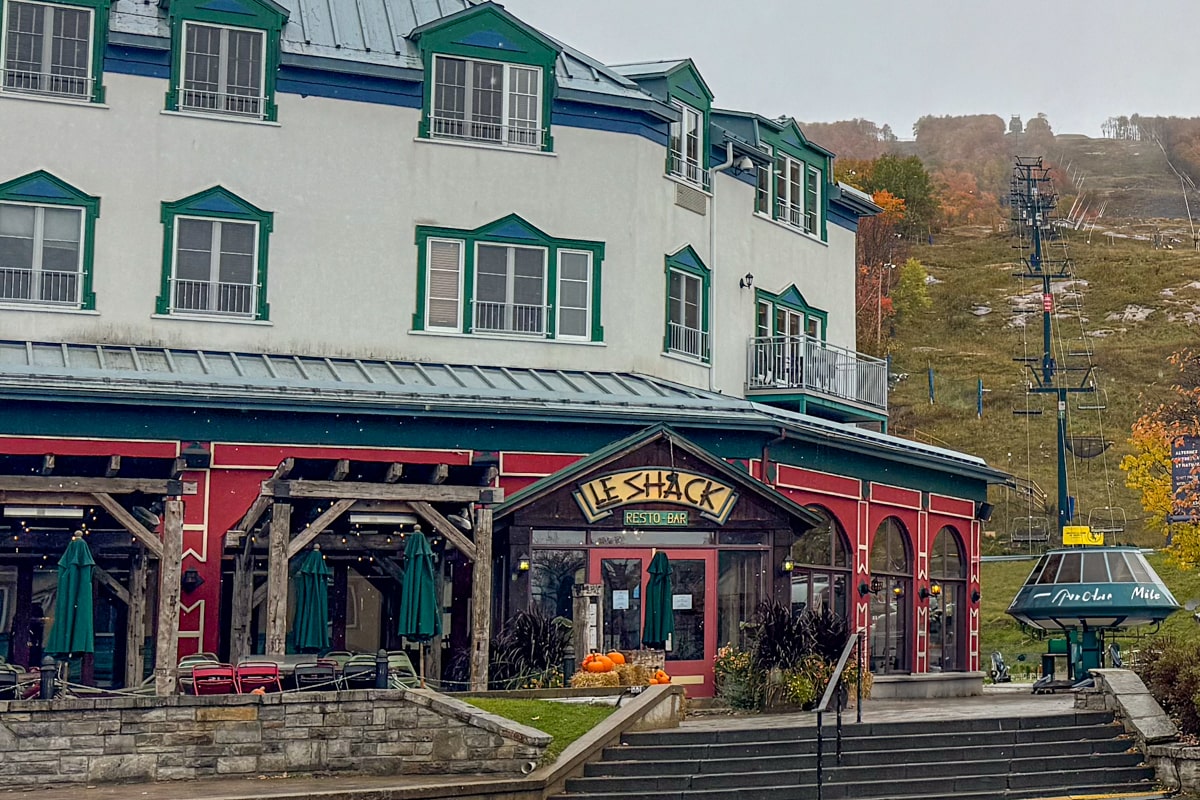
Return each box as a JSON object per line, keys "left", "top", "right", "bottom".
{"left": 472, "top": 300, "right": 547, "bottom": 336}
{"left": 179, "top": 86, "right": 266, "bottom": 119}
{"left": 429, "top": 114, "right": 546, "bottom": 150}
{"left": 2, "top": 68, "right": 92, "bottom": 100}
{"left": 666, "top": 150, "right": 711, "bottom": 192}
{"left": 747, "top": 334, "right": 887, "bottom": 417}
{"left": 0, "top": 266, "right": 81, "bottom": 307}
{"left": 171, "top": 278, "right": 256, "bottom": 318}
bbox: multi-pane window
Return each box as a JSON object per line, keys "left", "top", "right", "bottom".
{"left": 556, "top": 250, "right": 592, "bottom": 339}
{"left": 0, "top": 201, "right": 82, "bottom": 306}
{"left": 775, "top": 154, "right": 805, "bottom": 229}
{"left": 2, "top": 0, "right": 91, "bottom": 98}
{"left": 667, "top": 268, "right": 705, "bottom": 359}
{"left": 474, "top": 243, "right": 546, "bottom": 335}
{"left": 180, "top": 22, "right": 264, "bottom": 118}
{"left": 425, "top": 238, "right": 463, "bottom": 332}
{"left": 430, "top": 55, "right": 542, "bottom": 149}
{"left": 805, "top": 167, "right": 820, "bottom": 234}
{"left": 668, "top": 102, "right": 708, "bottom": 189}
{"left": 170, "top": 217, "right": 258, "bottom": 317}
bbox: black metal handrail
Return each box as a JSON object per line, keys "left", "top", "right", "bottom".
{"left": 814, "top": 630, "right": 865, "bottom": 800}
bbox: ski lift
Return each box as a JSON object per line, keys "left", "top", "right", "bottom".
{"left": 1010, "top": 516, "right": 1051, "bottom": 547}
{"left": 1076, "top": 388, "right": 1108, "bottom": 412}
{"left": 1064, "top": 436, "right": 1113, "bottom": 459}
{"left": 1087, "top": 507, "right": 1127, "bottom": 537}
{"left": 1067, "top": 338, "right": 1095, "bottom": 359}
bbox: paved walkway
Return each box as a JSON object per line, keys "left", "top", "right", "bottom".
{"left": 4, "top": 685, "right": 1087, "bottom": 800}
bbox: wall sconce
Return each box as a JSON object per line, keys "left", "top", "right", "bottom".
{"left": 779, "top": 558, "right": 795, "bottom": 575}
{"left": 181, "top": 568, "right": 205, "bottom": 593}
{"left": 859, "top": 576, "right": 884, "bottom": 597}
{"left": 512, "top": 554, "right": 531, "bottom": 579}
{"left": 892, "top": 584, "right": 904, "bottom": 598}
{"left": 739, "top": 273, "right": 754, "bottom": 289}
{"left": 858, "top": 581, "right": 871, "bottom": 597}
{"left": 971, "top": 588, "right": 981, "bottom": 603}
{"left": 930, "top": 582, "right": 942, "bottom": 597}
{"left": 918, "top": 586, "right": 930, "bottom": 600}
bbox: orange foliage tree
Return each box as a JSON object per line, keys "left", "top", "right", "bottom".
{"left": 855, "top": 191, "right": 906, "bottom": 355}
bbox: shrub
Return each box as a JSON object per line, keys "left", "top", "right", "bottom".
{"left": 1134, "top": 636, "right": 1200, "bottom": 735}
{"left": 489, "top": 609, "right": 571, "bottom": 689}
{"left": 714, "top": 644, "right": 762, "bottom": 710}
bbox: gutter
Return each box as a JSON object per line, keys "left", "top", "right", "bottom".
{"left": 708, "top": 141, "right": 736, "bottom": 392}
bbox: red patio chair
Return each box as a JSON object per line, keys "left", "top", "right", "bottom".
{"left": 191, "top": 663, "right": 236, "bottom": 695}
{"left": 235, "top": 661, "right": 282, "bottom": 693}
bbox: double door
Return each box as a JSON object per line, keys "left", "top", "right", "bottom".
{"left": 589, "top": 548, "right": 717, "bottom": 695}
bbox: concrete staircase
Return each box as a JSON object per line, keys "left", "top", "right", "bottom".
{"left": 550, "top": 710, "right": 1163, "bottom": 800}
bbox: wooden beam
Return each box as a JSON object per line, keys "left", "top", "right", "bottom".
{"left": 11, "top": 564, "right": 31, "bottom": 668}
{"left": 94, "top": 565, "right": 130, "bottom": 605}
{"left": 409, "top": 500, "right": 476, "bottom": 561}
{"left": 225, "top": 459, "right": 301, "bottom": 546}
{"left": 264, "top": 480, "right": 501, "bottom": 503}
{"left": 228, "top": 538, "right": 253, "bottom": 665}
{"left": 105, "top": 455, "right": 121, "bottom": 478}
{"left": 0, "top": 491, "right": 96, "bottom": 506}
{"left": 375, "top": 555, "right": 405, "bottom": 586}
{"left": 265, "top": 502, "right": 291, "bottom": 656}
{"left": 125, "top": 550, "right": 148, "bottom": 689}
{"left": 429, "top": 463, "right": 449, "bottom": 485}
{"left": 0, "top": 476, "right": 180, "bottom": 495}
{"left": 469, "top": 506, "right": 493, "bottom": 692}
{"left": 92, "top": 493, "right": 164, "bottom": 559}
{"left": 154, "top": 499, "right": 183, "bottom": 696}
{"left": 40, "top": 454, "right": 55, "bottom": 476}
{"left": 329, "top": 459, "right": 350, "bottom": 481}
{"left": 383, "top": 463, "right": 403, "bottom": 483}
{"left": 171, "top": 457, "right": 187, "bottom": 478}
{"left": 480, "top": 465, "right": 499, "bottom": 486}
{"left": 287, "top": 498, "right": 355, "bottom": 559}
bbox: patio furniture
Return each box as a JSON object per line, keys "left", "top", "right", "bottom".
{"left": 235, "top": 661, "right": 283, "bottom": 693}
{"left": 387, "top": 651, "right": 420, "bottom": 689}
{"left": 0, "top": 663, "right": 20, "bottom": 699}
{"left": 341, "top": 654, "right": 379, "bottom": 689}
{"left": 293, "top": 661, "right": 338, "bottom": 692}
{"left": 191, "top": 663, "right": 236, "bottom": 695}
{"left": 177, "top": 653, "right": 219, "bottom": 694}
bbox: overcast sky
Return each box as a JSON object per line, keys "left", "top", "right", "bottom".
{"left": 499, "top": 0, "right": 1196, "bottom": 139}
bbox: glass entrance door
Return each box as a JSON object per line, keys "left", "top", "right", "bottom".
{"left": 589, "top": 549, "right": 717, "bottom": 695}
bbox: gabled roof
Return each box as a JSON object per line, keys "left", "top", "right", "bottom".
{"left": 710, "top": 109, "right": 835, "bottom": 160}
{"left": 491, "top": 423, "right": 825, "bottom": 529}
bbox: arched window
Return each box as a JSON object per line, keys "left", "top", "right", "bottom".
{"left": 929, "top": 526, "right": 967, "bottom": 672}
{"left": 869, "top": 517, "right": 911, "bottom": 674}
{"left": 790, "top": 506, "right": 851, "bottom": 621}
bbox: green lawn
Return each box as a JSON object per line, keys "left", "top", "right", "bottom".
{"left": 980, "top": 552, "right": 1200, "bottom": 679}
{"left": 464, "top": 697, "right": 616, "bottom": 764}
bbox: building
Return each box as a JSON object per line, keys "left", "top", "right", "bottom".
{"left": 0, "top": 0, "right": 1005, "bottom": 695}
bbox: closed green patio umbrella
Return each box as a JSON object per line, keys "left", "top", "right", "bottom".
{"left": 44, "top": 534, "right": 95, "bottom": 659}
{"left": 397, "top": 526, "right": 441, "bottom": 687}
{"left": 643, "top": 551, "right": 674, "bottom": 649}
{"left": 292, "top": 546, "right": 331, "bottom": 653}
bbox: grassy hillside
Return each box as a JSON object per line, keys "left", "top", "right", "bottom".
{"left": 1054, "top": 135, "right": 1191, "bottom": 220}
{"left": 889, "top": 225, "right": 1200, "bottom": 550}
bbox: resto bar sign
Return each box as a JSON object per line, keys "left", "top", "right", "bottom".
{"left": 573, "top": 468, "right": 739, "bottom": 525}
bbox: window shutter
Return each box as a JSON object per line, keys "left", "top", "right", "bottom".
{"left": 427, "top": 239, "right": 462, "bottom": 329}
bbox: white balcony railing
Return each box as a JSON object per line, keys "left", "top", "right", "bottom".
{"left": 172, "top": 278, "right": 256, "bottom": 318}
{"left": 429, "top": 114, "right": 546, "bottom": 150}
{"left": 0, "top": 266, "right": 80, "bottom": 306}
{"left": 667, "top": 322, "right": 708, "bottom": 361}
{"left": 747, "top": 333, "right": 887, "bottom": 412}
{"left": 667, "top": 149, "right": 711, "bottom": 191}
{"left": 179, "top": 87, "right": 265, "bottom": 119}
{"left": 2, "top": 68, "right": 91, "bottom": 99}
{"left": 472, "top": 300, "right": 546, "bottom": 335}
{"left": 776, "top": 199, "right": 805, "bottom": 230}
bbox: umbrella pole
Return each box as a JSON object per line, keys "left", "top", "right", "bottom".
{"left": 419, "top": 643, "right": 425, "bottom": 689}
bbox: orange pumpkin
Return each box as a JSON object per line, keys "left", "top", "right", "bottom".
{"left": 606, "top": 651, "right": 626, "bottom": 666}
{"left": 585, "top": 655, "right": 616, "bottom": 673}
{"left": 654, "top": 670, "right": 671, "bottom": 683}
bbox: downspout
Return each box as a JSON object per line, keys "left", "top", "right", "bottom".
{"left": 708, "top": 141, "right": 736, "bottom": 392}
{"left": 761, "top": 427, "right": 787, "bottom": 487}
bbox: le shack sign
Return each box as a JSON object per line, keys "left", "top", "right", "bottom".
{"left": 572, "top": 468, "right": 739, "bottom": 524}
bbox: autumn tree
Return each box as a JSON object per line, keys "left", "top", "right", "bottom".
{"left": 891, "top": 258, "right": 932, "bottom": 324}
{"left": 861, "top": 155, "right": 939, "bottom": 240}
{"left": 855, "top": 191, "right": 906, "bottom": 355}
{"left": 801, "top": 118, "right": 897, "bottom": 161}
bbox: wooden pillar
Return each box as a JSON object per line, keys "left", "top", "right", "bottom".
{"left": 124, "top": 549, "right": 148, "bottom": 688}
{"left": 429, "top": 555, "right": 445, "bottom": 684}
{"left": 11, "top": 562, "right": 32, "bottom": 668}
{"left": 154, "top": 498, "right": 184, "bottom": 695}
{"left": 331, "top": 563, "right": 348, "bottom": 651}
{"left": 81, "top": 579, "right": 96, "bottom": 685}
{"left": 468, "top": 506, "right": 493, "bottom": 692}
{"left": 265, "top": 502, "right": 291, "bottom": 657}
{"left": 228, "top": 541, "right": 253, "bottom": 663}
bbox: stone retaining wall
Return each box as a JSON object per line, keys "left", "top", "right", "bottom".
{"left": 0, "top": 688, "right": 550, "bottom": 787}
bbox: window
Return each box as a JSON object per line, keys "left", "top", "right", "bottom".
{"left": 791, "top": 507, "right": 852, "bottom": 622}
{"left": 663, "top": 246, "right": 709, "bottom": 362}
{"left": 755, "top": 157, "right": 771, "bottom": 215}
{"left": 0, "top": 170, "right": 98, "bottom": 310}
{"left": 163, "top": 0, "right": 285, "bottom": 122}
{"left": 157, "top": 186, "right": 272, "bottom": 321}
{"left": 1, "top": 0, "right": 105, "bottom": 102}
{"left": 805, "top": 166, "right": 820, "bottom": 234}
{"left": 749, "top": 287, "right": 829, "bottom": 388}
{"left": 179, "top": 22, "right": 264, "bottom": 118}
{"left": 429, "top": 55, "right": 543, "bottom": 149}
{"left": 774, "top": 153, "right": 806, "bottom": 229}
{"left": 668, "top": 101, "right": 708, "bottom": 190}
{"left": 929, "top": 527, "right": 966, "bottom": 672}
{"left": 413, "top": 215, "right": 604, "bottom": 341}
{"left": 869, "top": 517, "right": 912, "bottom": 674}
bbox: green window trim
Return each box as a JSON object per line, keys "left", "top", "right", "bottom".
{"left": 156, "top": 185, "right": 272, "bottom": 321}
{"left": 0, "top": 170, "right": 100, "bottom": 310}
{"left": 663, "top": 245, "right": 710, "bottom": 363}
{"left": 759, "top": 119, "right": 831, "bottom": 242}
{"left": 162, "top": 0, "right": 287, "bottom": 122}
{"left": 754, "top": 284, "right": 828, "bottom": 341}
{"left": 0, "top": 0, "right": 111, "bottom": 103}
{"left": 413, "top": 4, "right": 559, "bottom": 152}
{"left": 412, "top": 214, "right": 605, "bottom": 342}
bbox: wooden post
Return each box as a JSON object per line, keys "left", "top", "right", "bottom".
{"left": 429, "top": 554, "right": 445, "bottom": 684}
{"left": 265, "top": 502, "right": 291, "bottom": 657}
{"left": 331, "top": 563, "right": 348, "bottom": 651}
{"left": 468, "top": 506, "right": 492, "bottom": 692}
{"left": 11, "top": 563, "right": 32, "bottom": 668}
{"left": 228, "top": 540, "right": 253, "bottom": 663}
{"left": 124, "top": 549, "right": 148, "bottom": 688}
{"left": 154, "top": 498, "right": 183, "bottom": 695}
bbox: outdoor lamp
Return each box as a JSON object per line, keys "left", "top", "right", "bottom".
{"left": 780, "top": 558, "right": 795, "bottom": 574}
{"left": 892, "top": 584, "right": 904, "bottom": 598}
{"left": 181, "top": 568, "right": 205, "bottom": 593}
{"left": 971, "top": 588, "right": 981, "bottom": 603}
{"left": 516, "top": 554, "right": 531, "bottom": 572}
{"left": 919, "top": 586, "right": 930, "bottom": 600}
{"left": 858, "top": 582, "right": 871, "bottom": 597}
{"left": 930, "top": 582, "right": 942, "bottom": 596}
{"left": 870, "top": 577, "right": 884, "bottom": 594}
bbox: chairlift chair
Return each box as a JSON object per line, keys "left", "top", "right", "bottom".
{"left": 1087, "top": 507, "right": 1126, "bottom": 537}
{"left": 1010, "top": 516, "right": 1051, "bottom": 546}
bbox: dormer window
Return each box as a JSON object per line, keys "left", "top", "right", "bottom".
{"left": 669, "top": 101, "right": 708, "bottom": 190}
{"left": 430, "top": 55, "right": 543, "bottom": 149}
{"left": 0, "top": 0, "right": 108, "bottom": 103}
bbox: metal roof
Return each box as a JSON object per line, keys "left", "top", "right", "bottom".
{"left": 0, "top": 340, "right": 1006, "bottom": 483}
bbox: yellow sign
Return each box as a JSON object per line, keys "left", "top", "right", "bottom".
{"left": 1063, "top": 525, "right": 1103, "bottom": 546}
{"left": 573, "top": 469, "right": 739, "bottom": 525}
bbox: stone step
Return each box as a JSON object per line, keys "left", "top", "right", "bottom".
{"left": 553, "top": 781, "right": 1165, "bottom": 800}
